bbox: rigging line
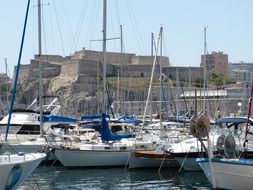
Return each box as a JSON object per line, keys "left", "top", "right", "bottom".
{"left": 74, "top": 0, "right": 89, "bottom": 51}
{"left": 114, "top": 0, "right": 121, "bottom": 26}
{"left": 162, "top": 33, "right": 168, "bottom": 62}
{"left": 98, "top": 60, "right": 115, "bottom": 117}
{"left": 52, "top": 0, "right": 65, "bottom": 56}
{"left": 61, "top": 1, "right": 75, "bottom": 50}
{"left": 87, "top": 0, "right": 97, "bottom": 49}
{"left": 108, "top": 0, "right": 117, "bottom": 50}
{"left": 178, "top": 73, "right": 189, "bottom": 114}
{"left": 161, "top": 81, "right": 168, "bottom": 114}
{"left": 41, "top": 1, "right": 49, "bottom": 56}
{"left": 89, "top": 0, "right": 101, "bottom": 49}
{"left": 18, "top": 81, "right": 28, "bottom": 108}
{"left": 206, "top": 91, "right": 215, "bottom": 119}
{"left": 125, "top": 1, "right": 142, "bottom": 54}
{"left": 126, "top": 0, "right": 147, "bottom": 54}
{"left": 48, "top": 1, "right": 55, "bottom": 52}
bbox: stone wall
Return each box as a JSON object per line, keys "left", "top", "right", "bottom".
{"left": 72, "top": 49, "right": 134, "bottom": 64}
{"left": 34, "top": 54, "right": 69, "bottom": 63}
{"left": 163, "top": 66, "right": 203, "bottom": 82}
{"left": 28, "top": 59, "right": 61, "bottom": 79}
{"left": 131, "top": 56, "right": 170, "bottom": 66}
{"left": 113, "top": 64, "right": 160, "bottom": 78}
{"left": 13, "top": 64, "right": 30, "bottom": 85}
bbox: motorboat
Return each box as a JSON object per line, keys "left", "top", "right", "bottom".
{"left": 0, "top": 152, "right": 46, "bottom": 190}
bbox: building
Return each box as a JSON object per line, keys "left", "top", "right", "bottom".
{"left": 201, "top": 51, "right": 228, "bottom": 77}
{"left": 228, "top": 61, "right": 253, "bottom": 81}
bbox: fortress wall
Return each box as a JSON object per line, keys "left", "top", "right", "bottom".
{"left": 34, "top": 54, "right": 69, "bottom": 63}
{"left": 27, "top": 60, "right": 61, "bottom": 79}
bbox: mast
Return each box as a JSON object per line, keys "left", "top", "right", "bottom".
{"left": 117, "top": 25, "right": 123, "bottom": 115}
{"left": 176, "top": 68, "right": 179, "bottom": 118}
{"left": 102, "top": 0, "right": 107, "bottom": 114}
{"left": 120, "top": 25, "right": 123, "bottom": 54}
{"left": 142, "top": 30, "right": 161, "bottom": 125}
{"left": 159, "top": 27, "right": 163, "bottom": 137}
{"left": 38, "top": 0, "right": 43, "bottom": 137}
{"left": 5, "top": 0, "right": 31, "bottom": 141}
{"left": 150, "top": 32, "right": 154, "bottom": 121}
{"left": 203, "top": 27, "right": 207, "bottom": 114}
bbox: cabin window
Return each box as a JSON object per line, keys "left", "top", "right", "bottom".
{"left": 18, "top": 125, "right": 40, "bottom": 135}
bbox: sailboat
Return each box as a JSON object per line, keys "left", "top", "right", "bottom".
{"left": 128, "top": 27, "right": 181, "bottom": 170}
{"left": 53, "top": 0, "right": 157, "bottom": 167}
{"left": 197, "top": 79, "right": 253, "bottom": 189}
{"left": 53, "top": 113, "right": 154, "bottom": 167}
{"left": 0, "top": 1, "right": 46, "bottom": 189}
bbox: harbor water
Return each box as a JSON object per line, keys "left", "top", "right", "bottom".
{"left": 19, "top": 166, "right": 211, "bottom": 189}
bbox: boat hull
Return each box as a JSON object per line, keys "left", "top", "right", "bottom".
{"left": 0, "top": 153, "right": 46, "bottom": 190}
{"left": 54, "top": 148, "right": 130, "bottom": 167}
{"left": 171, "top": 152, "right": 205, "bottom": 171}
{"left": 0, "top": 143, "right": 56, "bottom": 161}
{"left": 129, "top": 150, "right": 179, "bottom": 169}
{"left": 197, "top": 158, "right": 253, "bottom": 190}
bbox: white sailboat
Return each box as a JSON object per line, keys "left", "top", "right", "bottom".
{"left": 128, "top": 27, "right": 182, "bottom": 170}
{"left": 53, "top": 0, "right": 154, "bottom": 168}
{"left": 197, "top": 157, "right": 253, "bottom": 190}
{"left": 53, "top": 113, "right": 153, "bottom": 167}
{"left": 0, "top": 1, "right": 46, "bottom": 189}
{"left": 197, "top": 80, "right": 253, "bottom": 189}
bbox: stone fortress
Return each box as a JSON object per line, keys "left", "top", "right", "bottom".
{"left": 11, "top": 49, "right": 249, "bottom": 118}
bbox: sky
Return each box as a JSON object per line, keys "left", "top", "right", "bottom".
{"left": 1, "top": 0, "right": 253, "bottom": 78}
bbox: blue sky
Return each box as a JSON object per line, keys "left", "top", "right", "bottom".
{"left": 1, "top": 0, "right": 253, "bottom": 77}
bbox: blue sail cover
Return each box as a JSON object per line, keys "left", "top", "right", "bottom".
{"left": 101, "top": 113, "right": 135, "bottom": 141}
{"left": 80, "top": 114, "right": 110, "bottom": 121}
{"left": 42, "top": 115, "right": 77, "bottom": 123}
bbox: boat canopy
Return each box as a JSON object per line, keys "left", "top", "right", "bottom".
{"left": 80, "top": 114, "right": 110, "bottom": 121}
{"left": 216, "top": 117, "right": 253, "bottom": 125}
{"left": 42, "top": 115, "right": 77, "bottom": 123}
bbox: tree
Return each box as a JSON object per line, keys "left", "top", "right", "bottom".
{"left": 193, "top": 77, "right": 204, "bottom": 87}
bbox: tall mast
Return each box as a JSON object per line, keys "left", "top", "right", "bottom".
{"left": 150, "top": 32, "right": 154, "bottom": 121}
{"left": 159, "top": 27, "right": 163, "bottom": 137}
{"left": 120, "top": 25, "right": 123, "bottom": 54}
{"left": 5, "top": 0, "right": 31, "bottom": 141}
{"left": 203, "top": 27, "right": 207, "bottom": 114}
{"left": 102, "top": 0, "right": 107, "bottom": 113}
{"left": 38, "top": 0, "right": 43, "bottom": 137}
{"left": 117, "top": 25, "right": 123, "bottom": 115}
{"left": 142, "top": 30, "right": 161, "bottom": 125}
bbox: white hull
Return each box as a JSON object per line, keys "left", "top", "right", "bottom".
{"left": 197, "top": 158, "right": 253, "bottom": 190}
{"left": 175, "top": 157, "right": 201, "bottom": 171}
{"left": 0, "top": 153, "right": 46, "bottom": 190}
{"left": 54, "top": 148, "right": 130, "bottom": 167}
{"left": 1, "top": 142, "right": 56, "bottom": 161}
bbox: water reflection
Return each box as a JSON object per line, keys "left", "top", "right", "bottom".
{"left": 19, "top": 166, "right": 211, "bottom": 190}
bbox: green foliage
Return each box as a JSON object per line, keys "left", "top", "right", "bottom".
{"left": 209, "top": 73, "right": 236, "bottom": 87}
{"left": 209, "top": 73, "right": 223, "bottom": 87}
{"left": 0, "top": 83, "right": 11, "bottom": 93}
{"left": 225, "top": 77, "right": 236, "bottom": 84}
{"left": 193, "top": 77, "right": 204, "bottom": 87}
